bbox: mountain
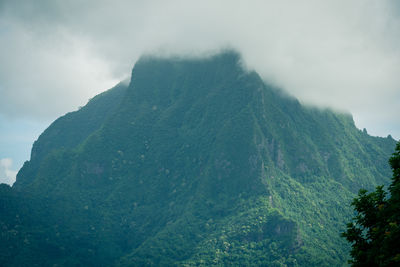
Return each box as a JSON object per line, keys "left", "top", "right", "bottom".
{"left": 0, "top": 51, "right": 396, "bottom": 266}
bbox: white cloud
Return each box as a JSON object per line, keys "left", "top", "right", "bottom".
{"left": 0, "top": 0, "right": 399, "bottom": 138}
{"left": 0, "top": 18, "right": 119, "bottom": 119}
{"left": 0, "top": 158, "right": 17, "bottom": 185}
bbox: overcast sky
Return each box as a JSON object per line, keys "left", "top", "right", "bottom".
{"left": 1, "top": 0, "right": 399, "bottom": 184}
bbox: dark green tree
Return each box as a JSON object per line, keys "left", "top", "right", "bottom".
{"left": 343, "top": 141, "right": 400, "bottom": 266}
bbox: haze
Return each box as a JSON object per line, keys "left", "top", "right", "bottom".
{"left": 1, "top": 0, "right": 399, "bottom": 184}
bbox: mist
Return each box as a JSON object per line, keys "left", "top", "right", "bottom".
{"left": 0, "top": 0, "right": 399, "bottom": 138}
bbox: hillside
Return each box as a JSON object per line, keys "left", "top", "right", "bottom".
{"left": 1, "top": 51, "right": 396, "bottom": 266}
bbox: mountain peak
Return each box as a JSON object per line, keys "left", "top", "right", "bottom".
{"left": 2, "top": 51, "right": 397, "bottom": 266}
{"left": 136, "top": 49, "right": 242, "bottom": 67}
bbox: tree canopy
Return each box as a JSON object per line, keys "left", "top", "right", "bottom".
{"left": 343, "top": 141, "right": 400, "bottom": 266}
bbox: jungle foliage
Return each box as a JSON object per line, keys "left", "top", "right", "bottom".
{"left": 0, "top": 51, "right": 396, "bottom": 266}
{"left": 342, "top": 141, "right": 400, "bottom": 266}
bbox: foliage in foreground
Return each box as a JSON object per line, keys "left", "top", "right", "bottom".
{"left": 343, "top": 141, "right": 400, "bottom": 266}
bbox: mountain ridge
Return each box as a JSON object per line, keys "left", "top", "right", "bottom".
{"left": 1, "top": 50, "right": 396, "bottom": 266}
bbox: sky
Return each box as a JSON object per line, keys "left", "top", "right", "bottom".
{"left": 1, "top": 0, "right": 399, "bottom": 184}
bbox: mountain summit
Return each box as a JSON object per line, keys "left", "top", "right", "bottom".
{"left": 1, "top": 51, "right": 396, "bottom": 266}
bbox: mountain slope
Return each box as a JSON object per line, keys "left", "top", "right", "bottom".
{"left": 1, "top": 51, "right": 396, "bottom": 266}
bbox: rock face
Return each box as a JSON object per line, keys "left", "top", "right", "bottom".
{"left": 0, "top": 51, "right": 396, "bottom": 266}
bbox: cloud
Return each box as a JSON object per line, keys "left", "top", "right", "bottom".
{"left": 0, "top": 115, "right": 50, "bottom": 169}
{"left": 0, "top": 0, "right": 399, "bottom": 138}
{"left": 0, "top": 17, "right": 119, "bottom": 119}
{"left": 0, "top": 158, "right": 17, "bottom": 185}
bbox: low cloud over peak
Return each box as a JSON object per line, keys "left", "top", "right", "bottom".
{"left": 0, "top": 0, "right": 399, "bottom": 138}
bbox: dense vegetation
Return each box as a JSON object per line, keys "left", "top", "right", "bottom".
{"left": 342, "top": 141, "right": 400, "bottom": 266}
{"left": 0, "top": 51, "right": 396, "bottom": 266}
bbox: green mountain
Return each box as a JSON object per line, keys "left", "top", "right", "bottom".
{"left": 0, "top": 51, "right": 396, "bottom": 266}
